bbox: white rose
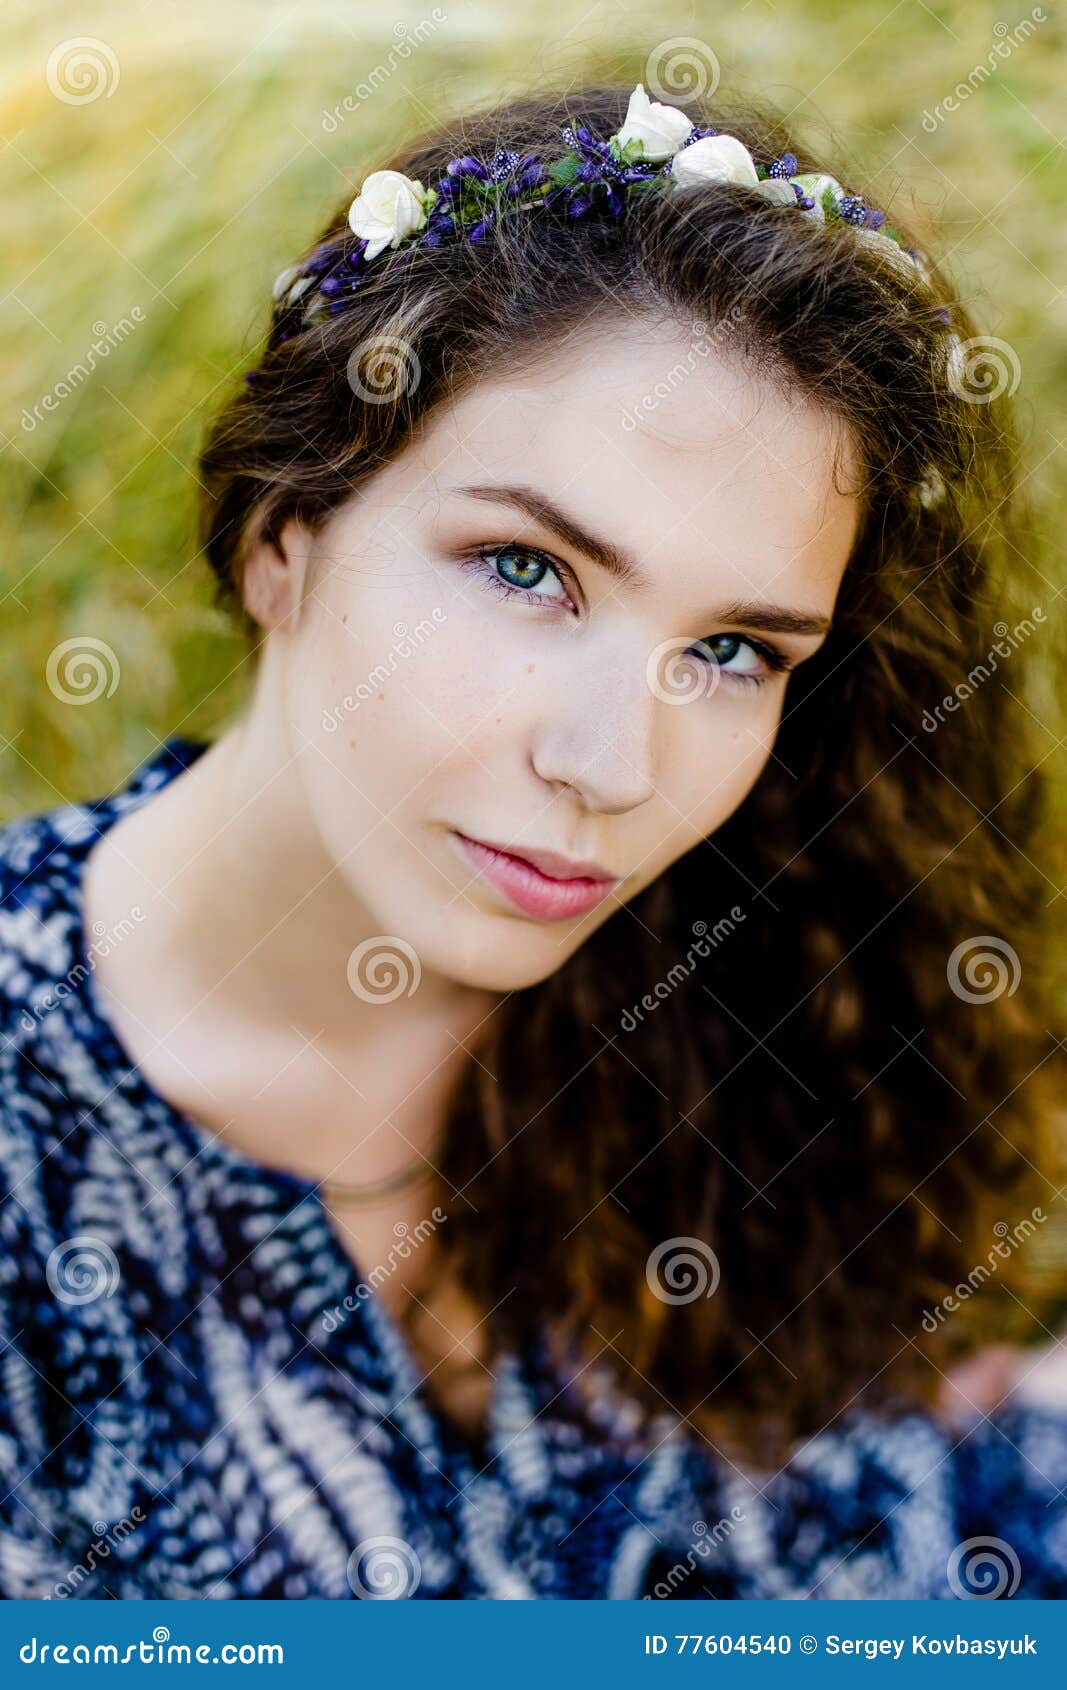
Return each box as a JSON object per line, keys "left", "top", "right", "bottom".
{"left": 789, "top": 172, "right": 844, "bottom": 222}
{"left": 669, "top": 134, "right": 759, "bottom": 188}
{"left": 348, "top": 169, "right": 430, "bottom": 261}
{"left": 751, "top": 177, "right": 799, "bottom": 205}
{"left": 852, "top": 225, "right": 929, "bottom": 283}
{"left": 613, "top": 81, "right": 693, "bottom": 162}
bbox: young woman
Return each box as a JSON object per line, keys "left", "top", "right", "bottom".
{"left": 2, "top": 80, "right": 1066, "bottom": 1601}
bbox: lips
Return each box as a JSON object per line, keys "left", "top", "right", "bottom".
{"left": 460, "top": 834, "right": 614, "bottom": 883}
{"left": 452, "top": 831, "right": 620, "bottom": 921}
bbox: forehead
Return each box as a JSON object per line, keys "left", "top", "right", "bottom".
{"left": 388, "top": 318, "right": 864, "bottom": 611}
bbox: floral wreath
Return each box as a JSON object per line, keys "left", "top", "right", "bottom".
{"left": 261, "top": 83, "right": 967, "bottom": 506}
{"left": 271, "top": 81, "right": 937, "bottom": 328}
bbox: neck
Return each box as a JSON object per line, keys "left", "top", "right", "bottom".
{"left": 97, "top": 676, "right": 500, "bottom": 1185}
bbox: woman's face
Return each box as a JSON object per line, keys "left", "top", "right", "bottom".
{"left": 258, "top": 318, "right": 862, "bottom": 992}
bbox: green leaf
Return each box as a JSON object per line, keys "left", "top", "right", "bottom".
{"left": 547, "top": 153, "right": 581, "bottom": 187}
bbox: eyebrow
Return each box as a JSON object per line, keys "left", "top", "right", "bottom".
{"left": 452, "top": 481, "right": 833, "bottom": 638}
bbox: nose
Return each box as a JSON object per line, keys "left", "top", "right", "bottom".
{"left": 529, "top": 632, "right": 660, "bottom": 814}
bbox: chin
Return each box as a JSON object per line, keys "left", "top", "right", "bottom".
{"left": 435, "top": 921, "right": 584, "bottom": 995}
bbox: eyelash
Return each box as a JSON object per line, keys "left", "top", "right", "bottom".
{"left": 457, "top": 544, "right": 795, "bottom": 690}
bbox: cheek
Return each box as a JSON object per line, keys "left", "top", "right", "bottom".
{"left": 652, "top": 696, "right": 782, "bottom": 857}
{"left": 296, "top": 596, "right": 522, "bottom": 800}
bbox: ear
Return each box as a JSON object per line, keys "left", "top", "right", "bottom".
{"left": 242, "top": 516, "right": 317, "bottom": 632}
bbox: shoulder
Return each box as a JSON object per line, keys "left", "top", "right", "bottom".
{"left": 0, "top": 800, "right": 91, "bottom": 997}
{"left": 0, "top": 743, "right": 182, "bottom": 1060}
{"left": 784, "top": 1399, "right": 1067, "bottom": 1597}
{"left": 635, "top": 1398, "right": 1067, "bottom": 1599}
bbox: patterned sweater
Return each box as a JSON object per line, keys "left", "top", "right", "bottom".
{"left": 1, "top": 735, "right": 1066, "bottom": 1600}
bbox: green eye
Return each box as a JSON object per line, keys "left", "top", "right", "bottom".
{"left": 691, "top": 634, "right": 766, "bottom": 680}
{"left": 458, "top": 544, "right": 570, "bottom": 606}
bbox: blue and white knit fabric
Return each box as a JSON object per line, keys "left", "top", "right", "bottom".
{"left": 1, "top": 736, "right": 1066, "bottom": 1600}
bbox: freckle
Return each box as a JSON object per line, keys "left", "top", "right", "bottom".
{"left": 342, "top": 614, "right": 348, "bottom": 625}
{"left": 349, "top": 739, "right": 357, "bottom": 750}
{"left": 526, "top": 663, "right": 536, "bottom": 673}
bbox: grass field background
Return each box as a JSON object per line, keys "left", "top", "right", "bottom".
{"left": 2, "top": 0, "right": 1065, "bottom": 820}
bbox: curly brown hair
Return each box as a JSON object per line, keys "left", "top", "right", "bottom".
{"left": 196, "top": 82, "right": 1067, "bottom": 1464}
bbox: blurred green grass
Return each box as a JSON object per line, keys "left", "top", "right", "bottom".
{"left": 3, "top": 0, "right": 1065, "bottom": 815}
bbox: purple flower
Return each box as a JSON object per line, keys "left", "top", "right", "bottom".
{"left": 487, "top": 147, "right": 520, "bottom": 182}
{"left": 467, "top": 217, "right": 493, "bottom": 242}
{"left": 447, "top": 155, "right": 489, "bottom": 180}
